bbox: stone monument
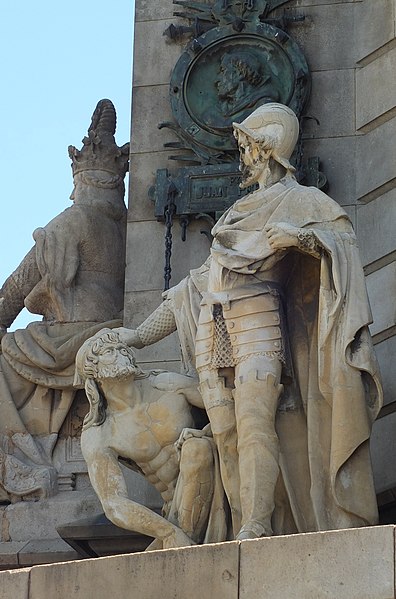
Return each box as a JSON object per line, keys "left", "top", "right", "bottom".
{"left": 75, "top": 329, "right": 228, "bottom": 549}
{"left": 109, "top": 102, "right": 383, "bottom": 545}
{"left": 0, "top": 99, "right": 129, "bottom": 501}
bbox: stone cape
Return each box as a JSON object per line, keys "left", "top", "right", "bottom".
{"left": 0, "top": 319, "right": 122, "bottom": 428}
{"left": 163, "top": 261, "right": 209, "bottom": 379}
{"left": 168, "top": 177, "right": 383, "bottom": 533}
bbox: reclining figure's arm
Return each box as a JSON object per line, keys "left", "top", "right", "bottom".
{"left": 81, "top": 433, "right": 194, "bottom": 549}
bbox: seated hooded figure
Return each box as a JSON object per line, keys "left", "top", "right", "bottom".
{"left": 0, "top": 100, "right": 129, "bottom": 500}
{"left": 75, "top": 329, "right": 228, "bottom": 549}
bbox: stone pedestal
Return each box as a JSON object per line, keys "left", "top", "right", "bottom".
{"left": 2, "top": 525, "right": 396, "bottom": 599}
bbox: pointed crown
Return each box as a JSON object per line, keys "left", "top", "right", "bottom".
{"left": 68, "top": 99, "right": 129, "bottom": 178}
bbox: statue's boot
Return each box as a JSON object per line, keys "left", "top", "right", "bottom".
{"left": 171, "top": 436, "right": 215, "bottom": 543}
{"left": 199, "top": 376, "right": 242, "bottom": 536}
{"left": 234, "top": 372, "right": 283, "bottom": 540}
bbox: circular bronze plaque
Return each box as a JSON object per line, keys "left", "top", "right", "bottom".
{"left": 170, "top": 22, "right": 310, "bottom": 152}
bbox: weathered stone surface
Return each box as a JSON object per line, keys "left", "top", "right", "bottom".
{"left": 0, "top": 542, "right": 28, "bottom": 567}
{"left": 356, "top": 0, "right": 395, "bottom": 62}
{"left": 3, "top": 527, "right": 396, "bottom": 598}
{"left": 125, "top": 219, "right": 211, "bottom": 292}
{"left": 5, "top": 492, "right": 102, "bottom": 541}
{"left": 304, "top": 69, "right": 355, "bottom": 139}
{"left": 366, "top": 262, "right": 396, "bottom": 336}
{"left": 0, "top": 568, "right": 30, "bottom": 599}
{"left": 239, "top": 526, "right": 395, "bottom": 599}
{"left": 356, "top": 116, "right": 396, "bottom": 200}
{"left": 356, "top": 45, "right": 396, "bottom": 130}
{"left": 133, "top": 20, "right": 185, "bottom": 87}
{"left": 357, "top": 188, "right": 396, "bottom": 266}
{"left": 292, "top": 0, "right": 355, "bottom": 5}
{"left": 343, "top": 205, "right": 356, "bottom": 229}
{"left": 29, "top": 542, "right": 239, "bottom": 599}
{"left": 371, "top": 412, "right": 396, "bottom": 494}
{"left": 123, "top": 288, "right": 164, "bottom": 322}
{"left": 375, "top": 336, "right": 396, "bottom": 406}
{"left": 135, "top": 0, "right": 177, "bottom": 22}
{"left": 303, "top": 135, "right": 357, "bottom": 206}
{"left": 18, "top": 539, "right": 79, "bottom": 566}
{"left": 135, "top": 331, "right": 181, "bottom": 364}
{"left": 290, "top": 3, "right": 359, "bottom": 71}
{"left": 131, "top": 85, "right": 174, "bottom": 154}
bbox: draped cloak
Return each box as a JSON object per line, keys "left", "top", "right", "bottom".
{"left": 0, "top": 194, "right": 126, "bottom": 499}
{"left": 166, "top": 178, "right": 382, "bottom": 533}
{"left": 0, "top": 196, "right": 126, "bottom": 437}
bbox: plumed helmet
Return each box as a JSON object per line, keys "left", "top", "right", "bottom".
{"left": 233, "top": 103, "right": 299, "bottom": 171}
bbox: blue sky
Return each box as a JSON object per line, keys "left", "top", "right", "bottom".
{"left": 0, "top": 1, "right": 134, "bottom": 329}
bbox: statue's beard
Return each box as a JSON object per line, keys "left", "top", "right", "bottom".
{"left": 239, "top": 155, "right": 273, "bottom": 190}
{"left": 97, "top": 362, "right": 137, "bottom": 381}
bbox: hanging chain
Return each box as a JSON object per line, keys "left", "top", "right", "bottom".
{"left": 164, "top": 182, "right": 177, "bottom": 291}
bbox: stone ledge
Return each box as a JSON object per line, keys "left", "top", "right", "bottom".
{"left": 0, "top": 538, "right": 79, "bottom": 571}
{"left": 0, "top": 526, "right": 395, "bottom": 599}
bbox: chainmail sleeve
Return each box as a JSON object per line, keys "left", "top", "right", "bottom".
{"left": 136, "top": 299, "right": 177, "bottom": 346}
{"left": 0, "top": 247, "right": 40, "bottom": 328}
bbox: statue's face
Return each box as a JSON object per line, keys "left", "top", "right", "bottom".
{"left": 216, "top": 57, "right": 241, "bottom": 102}
{"left": 96, "top": 343, "right": 137, "bottom": 381}
{"left": 235, "top": 129, "right": 268, "bottom": 189}
{"left": 69, "top": 185, "right": 76, "bottom": 202}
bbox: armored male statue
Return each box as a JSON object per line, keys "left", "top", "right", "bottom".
{"left": 116, "top": 103, "right": 382, "bottom": 541}
{"left": 75, "top": 330, "right": 228, "bottom": 549}
{"left": 0, "top": 100, "right": 128, "bottom": 500}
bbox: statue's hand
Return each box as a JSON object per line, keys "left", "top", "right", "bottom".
{"left": 174, "top": 426, "right": 209, "bottom": 457}
{"left": 163, "top": 526, "right": 195, "bottom": 549}
{"left": 265, "top": 222, "right": 300, "bottom": 250}
{"left": 111, "top": 327, "right": 143, "bottom": 348}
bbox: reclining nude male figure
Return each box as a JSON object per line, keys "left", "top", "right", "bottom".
{"left": 75, "top": 329, "right": 228, "bottom": 550}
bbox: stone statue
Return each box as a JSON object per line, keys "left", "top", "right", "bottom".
{"left": 75, "top": 329, "right": 228, "bottom": 549}
{"left": 0, "top": 99, "right": 129, "bottom": 500}
{"left": 116, "top": 103, "right": 382, "bottom": 541}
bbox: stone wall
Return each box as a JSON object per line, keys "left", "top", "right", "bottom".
{"left": 125, "top": 0, "right": 212, "bottom": 371}
{"left": 126, "top": 0, "right": 396, "bottom": 494}
{"left": 3, "top": 526, "right": 396, "bottom": 599}
{"left": 354, "top": 1, "right": 396, "bottom": 498}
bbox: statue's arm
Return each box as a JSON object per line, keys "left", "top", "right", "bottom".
{"left": 153, "top": 372, "right": 204, "bottom": 409}
{"left": 264, "top": 222, "right": 322, "bottom": 259}
{"left": 295, "top": 229, "right": 323, "bottom": 258}
{"left": 81, "top": 435, "right": 193, "bottom": 547}
{"left": 0, "top": 247, "right": 40, "bottom": 332}
{"left": 113, "top": 299, "right": 177, "bottom": 348}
